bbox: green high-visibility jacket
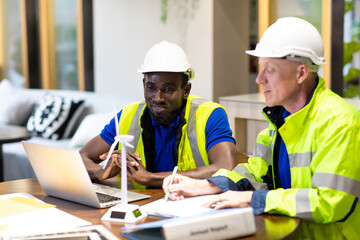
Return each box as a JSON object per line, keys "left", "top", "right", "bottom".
{"left": 212, "top": 78, "right": 360, "bottom": 239}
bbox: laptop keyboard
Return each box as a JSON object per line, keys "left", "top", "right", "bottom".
{"left": 96, "top": 192, "right": 121, "bottom": 203}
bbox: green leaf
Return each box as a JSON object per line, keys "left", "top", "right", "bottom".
{"left": 343, "top": 41, "right": 360, "bottom": 65}
{"left": 343, "top": 84, "right": 359, "bottom": 98}
{"left": 344, "top": 67, "right": 360, "bottom": 82}
{"left": 160, "top": 0, "right": 168, "bottom": 23}
{"left": 345, "top": 1, "right": 354, "bottom": 14}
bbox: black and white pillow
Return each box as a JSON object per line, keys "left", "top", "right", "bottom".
{"left": 27, "top": 94, "right": 85, "bottom": 140}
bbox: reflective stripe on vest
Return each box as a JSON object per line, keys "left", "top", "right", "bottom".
{"left": 121, "top": 97, "right": 216, "bottom": 168}
{"left": 128, "top": 102, "right": 146, "bottom": 152}
{"left": 294, "top": 172, "right": 360, "bottom": 221}
{"left": 269, "top": 130, "right": 275, "bottom": 137}
{"left": 296, "top": 188, "right": 313, "bottom": 220}
{"left": 188, "top": 98, "right": 208, "bottom": 167}
{"left": 253, "top": 143, "right": 272, "bottom": 165}
{"left": 289, "top": 152, "right": 315, "bottom": 168}
{"left": 233, "top": 164, "right": 268, "bottom": 190}
{"left": 312, "top": 172, "right": 360, "bottom": 199}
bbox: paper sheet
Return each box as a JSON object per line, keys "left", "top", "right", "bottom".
{"left": 0, "top": 193, "right": 91, "bottom": 237}
{"left": 0, "top": 196, "right": 55, "bottom": 218}
{"left": 3, "top": 225, "right": 120, "bottom": 240}
{"left": 140, "top": 195, "right": 218, "bottom": 218}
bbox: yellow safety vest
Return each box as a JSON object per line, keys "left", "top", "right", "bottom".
{"left": 118, "top": 95, "right": 225, "bottom": 187}
{"left": 213, "top": 78, "right": 360, "bottom": 239}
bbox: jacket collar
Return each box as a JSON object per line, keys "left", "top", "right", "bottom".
{"left": 263, "top": 76, "right": 325, "bottom": 130}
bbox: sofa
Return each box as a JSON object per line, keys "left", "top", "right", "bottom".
{"left": 0, "top": 79, "right": 137, "bottom": 181}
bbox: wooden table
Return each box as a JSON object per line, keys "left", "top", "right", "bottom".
{"left": 0, "top": 125, "right": 32, "bottom": 181}
{"left": 0, "top": 178, "right": 300, "bottom": 239}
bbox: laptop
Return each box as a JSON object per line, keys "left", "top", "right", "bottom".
{"left": 22, "top": 141, "right": 150, "bottom": 208}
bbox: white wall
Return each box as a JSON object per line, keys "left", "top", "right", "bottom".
{"left": 93, "top": 0, "right": 214, "bottom": 101}
{"left": 213, "top": 0, "right": 250, "bottom": 101}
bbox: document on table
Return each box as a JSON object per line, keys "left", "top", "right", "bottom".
{"left": 121, "top": 207, "right": 256, "bottom": 240}
{"left": 3, "top": 225, "right": 120, "bottom": 240}
{"left": 0, "top": 193, "right": 90, "bottom": 237}
{"left": 0, "top": 193, "right": 55, "bottom": 218}
{"left": 140, "top": 194, "right": 218, "bottom": 218}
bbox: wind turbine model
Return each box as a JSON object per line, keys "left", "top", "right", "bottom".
{"left": 101, "top": 104, "right": 124, "bottom": 170}
{"left": 101, "top": 104, "right": 147, "bottom": 223}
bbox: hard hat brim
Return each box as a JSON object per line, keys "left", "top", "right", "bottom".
{"left": 245, "top": 49, "right": 326, "bottom": 66}
{"left": 137, "top": 67, "right": 195, "bottom": 81}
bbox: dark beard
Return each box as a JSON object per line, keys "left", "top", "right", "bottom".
{"left": 148, "top": 100, "right": 186, "bottom": 127}
{"left": 148, "top": 108, "right": 180, "bottom": 126}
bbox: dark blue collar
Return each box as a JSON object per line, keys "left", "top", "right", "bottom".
{"left": 151, "top": 113, "right": 180, "bottom": 129}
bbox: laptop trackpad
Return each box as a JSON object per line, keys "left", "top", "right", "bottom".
{"left": 92, "top": 183, "right": 122, "bottom": 197}
{"left": 92, "top": 183, "right": 150, "bottom": 202}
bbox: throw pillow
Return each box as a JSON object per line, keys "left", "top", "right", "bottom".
{"left": 27, "top": 94, "right": 85, "bottom": 140}
{"left": 69, "top": 112, "right": 113, "bottom": 148}
{"left": 0, "top": 79, "right": 36, "bottom": 125}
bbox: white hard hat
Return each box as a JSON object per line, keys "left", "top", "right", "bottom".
{"left": 246, "top": 17, "right": 326, "bottom": 67}
{"left": 138, "top": 41, "right": 195, "bottom": 80}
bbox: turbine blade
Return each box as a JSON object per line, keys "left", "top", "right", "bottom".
{"left": 102, "top": 140, "right": 119, "bottom": 169}
{"left": 113, "top": 101, "right": 119, "bottom": 136}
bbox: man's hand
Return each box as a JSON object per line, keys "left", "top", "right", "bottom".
{"left": 99, "top": 151, "right": 159, "bottom": 186}
{"left": 100, "top": 150, "right": 141, "bottom": 168}
{"left": 97, "top": 151, "right": 142, "bottom": 180}
{"left": 202, "top": 191, "right": 253, "bottom": 210}
{"left": 98, "top": 150, "right": 173, "bottom": 187}
{"left": 162, "top": 174, "right": 222, "bottom": 200}
{"left": 126, "top": 160, "right": 155, "bottom": 185}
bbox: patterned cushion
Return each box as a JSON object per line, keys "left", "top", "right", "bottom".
{"left": 27, "top": 94, "right": 85, "bottom": 140}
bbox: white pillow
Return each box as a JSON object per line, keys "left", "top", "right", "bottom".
{"left": 69, "top": 112, "right": 113, "bottom": 148}
{"left": 0, "top": 79, "right": 35, "bottom": 125}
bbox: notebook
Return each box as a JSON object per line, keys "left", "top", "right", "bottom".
{"left": 22, "top": 141, "right": 149, "bottom": 208}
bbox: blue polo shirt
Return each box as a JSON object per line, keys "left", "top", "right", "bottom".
{"left": 100, "top": 107, "right": 235, "bottom": 172}
{"left": 278, "top": 88, "right": 315, "bottom": 189}
{"left": 279, "top": 109, "right": 291, "bottom": 189}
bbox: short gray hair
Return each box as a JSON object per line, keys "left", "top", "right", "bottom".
{"left": 285, "top": 55, "right": 320, "bottom": 73}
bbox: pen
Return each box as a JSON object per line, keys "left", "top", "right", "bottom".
{"left": 210, "top": 202, "right": 222, "bottom": 209}
{"left": 164, "top": 166, "right": 178, "bottom": 202}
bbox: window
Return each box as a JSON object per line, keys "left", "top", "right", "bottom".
{"left": 0, "top": 0, "right": 24, "bottom": 88}
{"left": 0, "top": 0, "right": 93, "bottom": 91}
{"left": 344, "top": 0, "right": 360, "bottom": 98}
